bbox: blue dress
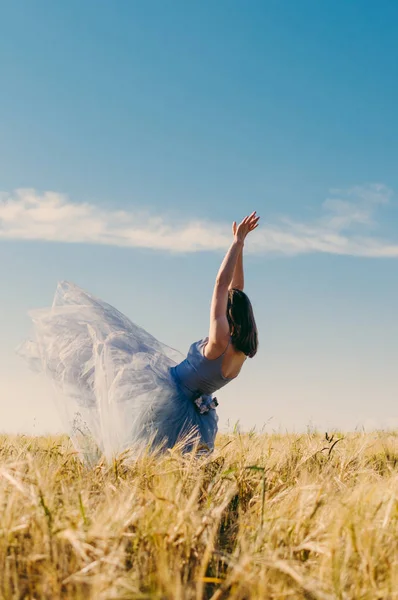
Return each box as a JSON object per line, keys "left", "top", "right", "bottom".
{"left": 18, "top": 281, "right": 232, "bottom": 461}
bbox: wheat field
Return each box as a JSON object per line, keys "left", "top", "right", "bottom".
{"left": 0, "top": 430, "right": 397, "bottom": 600}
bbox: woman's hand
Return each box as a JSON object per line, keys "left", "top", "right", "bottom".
{"left": 232, "top": 211, "right": 260, "bottom": 244}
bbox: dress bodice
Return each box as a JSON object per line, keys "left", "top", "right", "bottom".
{"left": 170, "top": 338, "right": 232, "bottom": 400}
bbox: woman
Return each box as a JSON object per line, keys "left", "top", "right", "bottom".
{"left": 19, "top": 212, "right": 259, "bottom": 460}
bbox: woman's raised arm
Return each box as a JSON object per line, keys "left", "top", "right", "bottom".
{"left": 206, "top": 212, "right": 259, "bottom": 356}
{"left": 229, "top": 222, "right": 244, "bottom": 291}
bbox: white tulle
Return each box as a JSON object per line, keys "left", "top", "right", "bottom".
{"left": 17, "top": 282, "right": 219, "bottom": 463}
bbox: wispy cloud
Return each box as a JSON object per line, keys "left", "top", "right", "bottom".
{"left": 0, "top": 184, "right": 397, "bottom": 257}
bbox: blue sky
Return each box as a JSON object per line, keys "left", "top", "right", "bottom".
{"left": 1, "top": 0, "right": 398, "bottom": 434}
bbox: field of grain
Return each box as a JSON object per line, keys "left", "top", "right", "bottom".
{"left": 0, "top": 430, "right": 397, "bottom": 599}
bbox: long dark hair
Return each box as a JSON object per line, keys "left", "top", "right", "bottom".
{"left": 227, "top": 288, "right": 258, "bottom": 358}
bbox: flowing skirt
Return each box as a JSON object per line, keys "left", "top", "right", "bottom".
{"left": 18, "top": 281, "right": 218, "bottom": 462}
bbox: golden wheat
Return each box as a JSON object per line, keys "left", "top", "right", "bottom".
{"left": 0, "top": 430, "right": 397, "bottom": 599}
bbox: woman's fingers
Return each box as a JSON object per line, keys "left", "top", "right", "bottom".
{"left": 248, "top": 215, "right": 260, "bottom": 229}
{"left": 248, "top": 217, "right": 260, "bottom": 233}
{"left": 241, "top": 212, "right": 256, "bottom": 226}
{"left": 245, "top": 211, "right": 256, "bottom": 225}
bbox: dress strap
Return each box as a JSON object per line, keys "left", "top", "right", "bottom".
{"left": 219, "top": 337, "right": 232, "bottom": 357}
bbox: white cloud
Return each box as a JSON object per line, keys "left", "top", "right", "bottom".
{"left": 0, "top": 184, "right": 397, "bottom": 257}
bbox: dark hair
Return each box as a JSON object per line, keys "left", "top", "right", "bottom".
{"left": 227, "top": 288, "right": 258, "bottom": 358}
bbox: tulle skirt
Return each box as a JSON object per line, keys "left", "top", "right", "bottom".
{"left": 18, "top": 282, "right": 218, "bottom": 462}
